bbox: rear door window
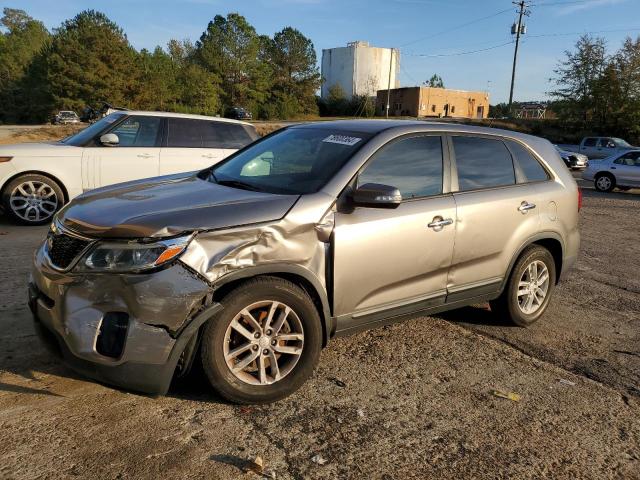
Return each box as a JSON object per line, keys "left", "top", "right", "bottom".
{"left": 505, "top": 140, "right": 550, "bottom": 183}
{"left": 358, "top": 135, "right": 443, "bottom": 199}
{"left": 583, "top": 138, "right": 597, "bottom": 147}
{"left": 452, "top": 136, "right": 515, "bottom": 191}
{"left": 167, "top": 118, "right": 203, "bottom": 147}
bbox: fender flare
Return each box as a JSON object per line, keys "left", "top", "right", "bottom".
{"left": 210, "top": 263, "right": 334, "bottom": 346}
{"left": 499, "top": 231, "right": 565, "bottom": 294}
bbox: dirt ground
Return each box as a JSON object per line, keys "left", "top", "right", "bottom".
{"left": 0, "top": 132, "right": 639, "bottom": 478}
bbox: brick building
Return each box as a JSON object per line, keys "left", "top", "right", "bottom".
{"left": 376, "top": 86, "right": 489, "bottom": 119}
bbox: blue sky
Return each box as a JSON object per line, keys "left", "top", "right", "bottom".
{"left": 5, "top": 0, "right": 640, "bottom": 103}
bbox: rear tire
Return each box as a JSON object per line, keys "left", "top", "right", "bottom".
{"left": 1, "top": 173, "right": 64, "bottom": 225}
{"left": 200, "top": 276, "right": 322, "bottom": 404}
{"left": 594, "top": 173, "right": 615, "bottom": 192}
{"left": 490, "top": 245, "right": 556, "bottom": 327}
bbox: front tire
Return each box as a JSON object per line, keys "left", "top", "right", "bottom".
{"left": 1, "top": 174, "right": 64, "bottom": 225}
{"left": 490, "top": 245, "right": 556, "bottom": 327}
{"left": 594, "top": 173, "right": 615, "bottom": 192}
{"left": 200, "top": 277, "right": 322, "bottom": 404}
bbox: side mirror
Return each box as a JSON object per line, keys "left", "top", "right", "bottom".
{"left": 350, "top": 183, "right": 402, "bottom": 209}
{"left": 100, "top": 133, "right": 119, "bottom": 146}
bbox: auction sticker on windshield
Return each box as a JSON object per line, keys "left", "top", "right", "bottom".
{"left": 323, "top": 134, "right": 362, "bottom": 146}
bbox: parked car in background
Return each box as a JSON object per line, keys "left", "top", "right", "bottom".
{"left": 52, "top": 111, "right": 81, "bottom": 125}
{"left": 81, "top": 103, "right": 129, "bottom": 123}
{"left": 225, "top": 106, "right": 253, "bottom": 121}
{"left": 582, "top": 149, "right": 640, "bottom": 192}
{"left": 554, "top": 145, "right": 588, "bottom": 169}
{"left": 566, "top": 136, "right": 634, "bottom": 159}
{"left": 28, "top": 121, "right": 580, "bottom": 403}
{"left": 0, "top": 111, "right": 259, "bottom": 225}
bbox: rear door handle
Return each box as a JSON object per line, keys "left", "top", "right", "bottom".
{"left": 518, "top": 201, "right": 536, "bottom": 213}
{"left": 202, "top": 153, "right": 216, "bottom": 159}
{"left": 137, "top": 153, "right": 154, "bottom": 159}
{"left": 428, "top": 216, "right": 454, "bottom": 230}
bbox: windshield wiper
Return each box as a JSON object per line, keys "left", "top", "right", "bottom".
{"left": 214, "top": 178, "right": 263, "bottom": 192}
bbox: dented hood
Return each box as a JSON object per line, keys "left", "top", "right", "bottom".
{"left": 59, "top": 172, "right": 299, "bottom": 238}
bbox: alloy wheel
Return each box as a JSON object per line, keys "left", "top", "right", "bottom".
{"left": 516, "top": 260, "right": 550, "bottom": 315}
{"left": 596, "top": 176, "right": 612, "bottom": 191}
{"left": 223, "top": 300, "right": 304, "bottom": 386}
{"left": 9, "top": 180, "right": 58, "bottom": 223}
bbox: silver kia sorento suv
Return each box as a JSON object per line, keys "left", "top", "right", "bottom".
{"left": 29, "top": 121, "right": 580, "bottom": 404}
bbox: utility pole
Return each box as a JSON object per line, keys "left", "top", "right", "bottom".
{"left": 385, "top": 48, "right": 395, "bottom": 119}
{"left": 508, "top": 1, "right": 529, "bottom": 111}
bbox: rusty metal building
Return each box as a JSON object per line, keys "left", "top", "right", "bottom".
{"left": 376, "top": 86, "right": 489, "bottom": 119}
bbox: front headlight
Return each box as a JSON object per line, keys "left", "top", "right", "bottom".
{"left": 75, "top": 234, "right": 193, "bottom": 273}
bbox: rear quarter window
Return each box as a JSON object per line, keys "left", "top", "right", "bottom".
{"left": 203, "top": 122, "right": 254, "bottom": 149}
{"left": 506, "top": 140, "right": 550, "bottom": 183}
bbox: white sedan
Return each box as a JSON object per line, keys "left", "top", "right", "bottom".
{"left": 0, "top": 111, "right": 258, "bottom": 224}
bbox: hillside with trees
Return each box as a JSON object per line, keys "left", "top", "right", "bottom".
{"left": 0, "top": 8, "right": 321, "bottom": 123}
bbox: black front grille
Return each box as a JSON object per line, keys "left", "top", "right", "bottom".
{"left": 47, "top": 232, "right": 90, "bottom": 269}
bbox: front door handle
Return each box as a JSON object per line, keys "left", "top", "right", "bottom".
{"left": 202, "top": 153, "right": 216, "bottom": 159}
{"left": 428, "top": 216, "right": 454, "bottom": 230}
{"left": 518, "top": 201, "right": 536, "bottom": 213}
{"left": 137, "top": 153, "right": 154, "bottom": 159}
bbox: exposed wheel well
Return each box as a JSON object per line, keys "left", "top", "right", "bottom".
{"left": 532, "top": 238, "right": 563, "bottom": 284}
{"left": 1, "top": 170, "right": 69, "bottom": 203}
{"left": 211, "top": 272, "right": 331, "bottom": 346}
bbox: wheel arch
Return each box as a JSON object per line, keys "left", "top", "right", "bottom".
{"left": 500, "top": 233, "right": 565, "bottom": 293}
{"left": 1, "top": 170, "right": 70, "bottom": 203}
{"left": 209, "top": 264, "right": 334, "bottom": 347}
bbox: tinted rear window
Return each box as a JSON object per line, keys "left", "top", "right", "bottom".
{"left": 453, "top": 136, "right": 515, "bottom": 191}
{"left": 167, "top": 118, "right": 254, "bottom": 149}
{"left": 203, "top": 122, "right": 254, "bottom": 149}
{"left": 506, "top": 140, "right": 550, "bottom": 183}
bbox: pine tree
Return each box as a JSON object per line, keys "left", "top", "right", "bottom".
{"left": 0, "top": 8, "right": 49, "bottom": 122}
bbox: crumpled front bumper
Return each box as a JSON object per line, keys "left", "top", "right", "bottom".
{"left": 29, "top": 244, "right": 219, "bottom": 395}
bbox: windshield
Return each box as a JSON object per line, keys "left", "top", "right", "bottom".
{"left": 613, "top": 138, "right": 631, "bottom": 147}
{"left": 211, "top": 127, "right": 372, "bottom": 195}
{"left": 61, "top": 113, "right": 126, "bottom": 146}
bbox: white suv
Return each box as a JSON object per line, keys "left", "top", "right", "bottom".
{"left": 0, "top": 111, "right": 258, "bottom": 225}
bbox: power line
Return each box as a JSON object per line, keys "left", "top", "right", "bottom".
{"left": 527, "top": 27, "right": 640, "bottom": 38}
{"left": 405, "top": 26, "right": 640, "bottom": 58}
{"left": 406, "top": 40, "right": 515, "bottom": 58}
{"left": 399, "top": 61, "right": 420, "bottom": 85}
{"left": 399, "top": 7, "right": 514, "bottom": 47}
{"left": 530, "top": 0, "right": 600, "bottom": 6}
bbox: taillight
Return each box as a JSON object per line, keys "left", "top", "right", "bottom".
{"left": 577, "top": 188, "right": 583, "bottom": 211}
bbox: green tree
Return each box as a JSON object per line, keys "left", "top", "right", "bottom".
{"left": 136, "top": 46, "right": 178, "bottom": 110}
{"left": 25, "top": 10, "right": 140, "bottom": 121}
{"left": 0, "top": 8, "right": 49, "bottom": 122}
{"left": 165, "top": 38, "right": 221, "bottom": 114}
{"left": 425, "top": 74, "right": 444, "bottom": 88}
{"left": 266, "top": 27, "right": 321, "bottom": 118}
{"left": 550, "top": 35, "right": 607, "bottom": 121}
{"left": 196, "top": 13, "right": 269, "bottom": 114}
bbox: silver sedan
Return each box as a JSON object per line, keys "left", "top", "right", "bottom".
{"left": 582, "top": 150, "right": 640, "bottom": 192}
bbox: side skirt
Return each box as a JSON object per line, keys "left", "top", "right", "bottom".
{"left": 333, "top": 282, "right": 501, "bottom": 338}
